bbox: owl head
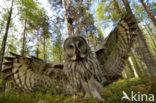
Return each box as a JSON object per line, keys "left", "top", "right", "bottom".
{"left": 63, "top": 36, "right": 90, "bottom": 61}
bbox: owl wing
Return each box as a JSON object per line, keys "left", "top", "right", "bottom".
{"left": 3, "top": 52, "right": 70, "bottom": 93}
{"left": 96, "top": 14, "right": 137, "bottom": 84}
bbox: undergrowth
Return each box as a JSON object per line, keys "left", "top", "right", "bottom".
{"left": 0, "top": 77, "right": 155, "bottom": 103}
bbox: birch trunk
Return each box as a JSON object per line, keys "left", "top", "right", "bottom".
{"left": 128, "top": 57, "right": 139, "bottom": 78}
{"left": 0, "top": 0, "right": 14, "bottom": 70}
{"left": 122, "top": 0, "right": 156, "bottom": 76}
{"left": 21, "top": 17, "right": 27, "bottom": 57}
{"left": 62, "top": 0, "right": 70, "bottom": 37}
{"left": 139, "top": 0, "right": 156, "bottom": 26}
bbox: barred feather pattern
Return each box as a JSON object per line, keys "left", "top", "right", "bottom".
{"left": 4, "top": 58, "right": 52, "bottom": 92}
{"left": 64, "top": 50, "right": 106, "bottom": 97}
{"left": 96, "top": 14, "right": 137, "bottom": 82}
{"left": 3, "top": 53, "right": 71, "bottom": 94}
{"left": 3, "top": 13, "right": 137, "bottom": 101}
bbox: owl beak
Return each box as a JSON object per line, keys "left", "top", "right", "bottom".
{"left": 75, "top": 49, "right": 81, "bottom": 60}
{"left": 71, "top": 49, "right": 85, "bottom": 61}
{"left": 75, "top": 49, "right": 80, "bottom": 56}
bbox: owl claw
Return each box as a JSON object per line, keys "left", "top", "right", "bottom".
{"left": 92, "top": 92, "right": 105, "bottom": 102}
{"left": 72, "top": 94, "right": 78, "bottom": 99}
{"left": 84, "top": 93, "right": 90, "bottom": 98}
{"left": 84, "top": 93, "right": 105, "bottom": 102}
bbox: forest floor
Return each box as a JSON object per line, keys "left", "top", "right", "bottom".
{"left": 0, "top": 77, "right": 155, "bottom": 103}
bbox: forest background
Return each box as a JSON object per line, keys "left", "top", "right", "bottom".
{"left": 0, "top": 0, "right": 156, "bottom": 103}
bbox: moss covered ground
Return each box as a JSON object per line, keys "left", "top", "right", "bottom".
{"left": 0, "top": 77, "right": 155, "bottom": 103}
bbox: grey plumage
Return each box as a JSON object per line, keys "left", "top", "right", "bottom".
{"left": 63, "top": 36, "right": 106, "bottom": 100}
{"left": 3, "top": 13, "right": 137, "bottom": 101}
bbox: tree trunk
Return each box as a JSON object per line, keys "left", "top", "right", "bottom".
{"left": 122, "top": 69, "right": 128, "bottom": 79}
{"left": 131, "top": 50, "right": 142, "bottom": 76}
{"left": 21, "top": 17, "right": 27, "bottom": 57}
{"left": 113, "top": 0, "right": 122, "bottom": 16}
{"left": 0, "top": 21, "right": 5, "bottom": 34}
{"left": 145, "top": 23, "right": 156, "bottom": 49}
{"left": 122, "top": 0, "right": 156, "bottom": 76}
{"left": 139, "top": 0, "right": 156, "bottom": 26}
{"left": 128, "top": 57, "right": 139, "bottom": 78}
{"left": 62, "top": 0, "right": 70, "bottom": 37}
{"left": 0, "top": 0, "right": 14, "bottom": 91}
{"left": 66, "top": 0, "right": 74, "bottom": 36}
{"left": 135, "top": 46, "right": 151, "bottom": 76}
{"left": 59, "top": 45, "right": 62, "bottom": 62}
{"left": 36, "top": 29, "right": 39, "bottom": 58}
{"left": 0, "top": 0, "right": 14, "bottom": 70}
{"left": 97, "top": 26, "right": 104, "bottom": 41}
{"left": 145, "top": 22, "right": 155, "bottom": 35}
{"left": 86, "top": 32, "right": 90, "bottom": 44}
{"left": 43, "top": 37, "right": 47, "bottom": 61}
{"left": 144, "top": 25, "right": 156, "bottom": 49}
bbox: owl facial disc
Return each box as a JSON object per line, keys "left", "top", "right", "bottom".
{"left": 71, "top": 46, "right": 86, "bottom": 61}
{"left": 64, "top": 36, "right": 88, "bottom": 61}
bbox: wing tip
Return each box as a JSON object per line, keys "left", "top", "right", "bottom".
{"left": 30, "top": 56, "right": 43, "bottom": 61}
{"left": 3, "top": 62, "right": 13, "bottom": 66}
{"left": 5, "top": 57, "right": 15, "bottom": 61}
{"left": 2, "top": 67, "right": 12, "bottom": 73}
{"left": 9, "top": 52, "right": 21, "bottom": 57}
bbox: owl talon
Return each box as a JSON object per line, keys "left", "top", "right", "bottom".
{"left": 72, "top": 94, "right": 78, "bottom": 99}
{"left": 92, "top": 93, "right": 105, "bottom": 102}
{"left": 84, "top": 93, "right": 90, "bottom": 98}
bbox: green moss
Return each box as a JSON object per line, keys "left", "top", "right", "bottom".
{"left": 0, "top": 77, "right": 155, "bottom": 103}
{"left": 101, "top": 77, "right": 156, "bottom": 103}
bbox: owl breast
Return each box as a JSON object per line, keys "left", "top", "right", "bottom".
{"left": 63, "top": 52, "right": 105, "bottom": 91}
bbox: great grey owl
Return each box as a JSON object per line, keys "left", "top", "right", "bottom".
{"left": 3, "top": 13, "right": 137, "bottom": 101}
{"left": 63, "top": 36, "right": 106, "bottom": 100}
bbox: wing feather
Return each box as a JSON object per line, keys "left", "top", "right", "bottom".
{"left": 3, "top": 52, "right": 69, "bottom": 93}
{"left": 96, "top": 14, "right": 137, "bottom": 83}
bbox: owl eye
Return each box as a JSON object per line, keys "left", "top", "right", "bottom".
{"left": 69, "top": 45, "right": 74, "bottom": 49}
{"left": 78, "top": 42, "right": 82, "bottom": 47}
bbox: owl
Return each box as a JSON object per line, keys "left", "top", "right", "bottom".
{"left": 3, "top": 13, "right": 137, "bottom": 101}
{"left": 63, "top": 36, "right": 106, "bottom": 100}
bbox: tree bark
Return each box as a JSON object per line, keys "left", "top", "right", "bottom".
{"left": 131, "top": 50, "right": 142, "bottom": 75}
{"left": 128, "top": 57, "right": 139, "bottom": 78}
{"left": 113, "top": 0, "right": 122, "bottom": 16}
{"left": 122, "top": 69, "right": 128, "bottom": 79}
{"left": 139, "top": 0, "right": 156, "bottom": 26}
{"left": 145, "top": 22, "right": 155, "bottom": 35}
{"left": 62, "top": 0, "right": 70, "bottom": 37}
{"left": 134, "top": 45, "right": 151, "bottom": 76}
{"left": 0, "top": 0, "right": 14, "bottom": 70}
{"left": 66, "top": 0, "right": 74, "bottom": 36}
{"left": 21, "top": 17, "right": 27, "bottom": 57}
{"left": 0, "top": 0, "right": 14, "bottom": 91}
{"left": 144, "top": 25, "right": 156, "bottom": 49}
{"left": 43, "top": 37, "right": 47, "bottom": 61}
{"left": 0, "top": 21, "right": 5, "bottom": 34}
{"left": 145, "top": 23, "right": 156, "bottom": 49}
{"left": 36, "top": 29, "right": 39, "bottom": 58}
{"left": 122, "top": 0, "right": 156, "bottom": 76}
{"left": 97, "top": 26, "right": 104, "bottom": 41}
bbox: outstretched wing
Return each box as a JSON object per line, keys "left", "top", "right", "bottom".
{"left": 96, "top": 14, "right": 137, "bottom": 84}
{"left": 3, "top": 52, "right": 69, "bottom": 93}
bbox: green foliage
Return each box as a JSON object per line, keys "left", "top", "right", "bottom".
{"left": 144, "top": 34, "right": 156, "bottom": 62}
{"left": 0, "top": 78, "right": 155, "bottom": 103}
{"left": 132, "top": 3, "right": 148, "bottom": 22}
{"left": 17, "top": 0, "right": 38, "bottom": 20}
{"left": 97, "top": 26, "right": 104, "bottom": 41}
{"left": 102, "top": 77, "right": 156, "bottom": 103}
{"left": 0, "top": 0, "right": 156, "bottom": 102}
{"left": 50, "top": 33, "right": 64, "bottom": 62}
{"left": 95, "top": 1, "right": 120, "bottom": 29}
